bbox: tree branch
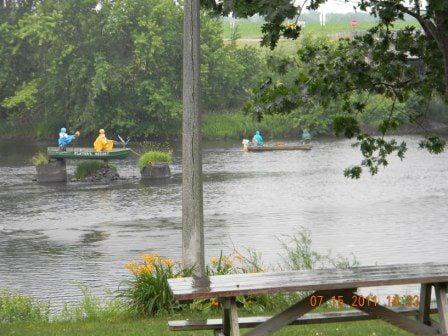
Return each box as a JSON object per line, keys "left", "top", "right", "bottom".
{"left": 396, "top": 3, "right": 442, "bottom": 50}
{"left": 413, "top": 0, "right": 420, "bottom": 17}
{"left": 295, "top": 0, "right": 309, "bottom": 25}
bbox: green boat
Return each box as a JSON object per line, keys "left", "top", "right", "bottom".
{"left": 47, "top": 147, "right": 131, "bottom": 160}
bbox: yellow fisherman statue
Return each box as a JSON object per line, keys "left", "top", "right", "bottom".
{"left": 93, "top": 129, "right": 114, "bottom": 152}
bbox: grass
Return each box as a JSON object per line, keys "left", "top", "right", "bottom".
{"left": 202, "top": 112, "right": 300, "bottom": 140}
{"left": 58, "top": 287, "right": 132, "bottom": 323}
{"left": 222, "top": 19, "right": 419, "bottom": 40}
{"left": 0, "top": 289, "right": 414, "bottom": 335}
{"left": 222, "top": 19, "right": 419, "bottom": 53}
{"left": 0, "top": 317, "right": 414, "bottom": 335}
{"left": 301, "top": 21, "right": 417, "bottom": 36}
{"left": 138, "top": 151, "right": 172, "bottom": 172}
{"left": 223, "top": 20, "right": 265, "bottom": 39}
{"left": 0, "top": 290, "right": 50, "bottom": 324}
{"left": 75, "top": 161, "right": 116, "bottom": 180}
{"left": 31, "top": 152, "right": 49, "bottom": 166}
{"left": 0, "top": 289, "right": 422, "bottom": 336}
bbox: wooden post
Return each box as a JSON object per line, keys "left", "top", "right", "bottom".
{"left": 220, "top": 298, "right": 240, "bottom": 336}
{"left": 418, "top": 283, "right": 432, "bottom": 325}
{"left": 182, "top": 0, "right": 206, "bottom": 278}
{"left": 221, "top": 298, "right": 231, "bottom": 336}
{"left": 435, "top": 283, "right": 448, "bottom": 333}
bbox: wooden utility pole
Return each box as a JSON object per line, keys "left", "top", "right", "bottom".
{"left": 182, "top": 0, "right": 206, "bottom": 278}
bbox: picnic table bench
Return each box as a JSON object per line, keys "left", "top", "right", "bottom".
{"left": 168, "top": 262, "right": 448, "bottom": 335}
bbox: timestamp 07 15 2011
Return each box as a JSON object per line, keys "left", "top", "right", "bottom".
{"left": 309, "top": 294, "right": 420, "bottom": 309}
{"left": 310, "top": 294, "right": 379, "bottom": 309}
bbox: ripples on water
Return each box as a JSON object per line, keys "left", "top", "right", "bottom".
{"left": 0, "top": 136, "right": 447, "bottom": 305}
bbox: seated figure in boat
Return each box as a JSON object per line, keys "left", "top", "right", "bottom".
{"left": 252, "top": 130, "right": 264, "bottom": 146}
{"left": 58, "top": 127, "right": 80, "bottom": 150}
{"left": 94, "top": 129, "right": 114, "bottom": 152}
{"left": 301, "top": 129, "right": 312, "bottom": 143}
{"left": 242, "top": 139, "right": 250, "bottom": 151}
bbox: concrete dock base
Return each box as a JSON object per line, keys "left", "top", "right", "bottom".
{"left": 36, "top": 159, "right": 67, "bottom": 183}
{"left": 141, "top": 163, "right": 171, "bottom": 180}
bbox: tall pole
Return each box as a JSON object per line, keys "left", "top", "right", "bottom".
{"left": 182, "top": 0, "right": 206, "bottom": 279}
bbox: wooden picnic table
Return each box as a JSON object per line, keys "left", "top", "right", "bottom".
{"left": 168, "top": 262, "right": 448, "bottom": 335}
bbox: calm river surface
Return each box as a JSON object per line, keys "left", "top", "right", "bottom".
{"left": 0, "top": 136, "right": 447, "bottom": 306}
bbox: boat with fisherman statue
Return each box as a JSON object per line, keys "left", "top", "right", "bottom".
{"left": 47, "top": 147, "right": 131, "bottom": 160}
{"left": 242, "top": 139, "right": 312, "bottom": 152}
{"left": 48, "top": 130, "right": 131, "bottom": 160}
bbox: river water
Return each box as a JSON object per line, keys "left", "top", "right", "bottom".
{"left": 0, "top": 136, "right": 447, "bottom": 306}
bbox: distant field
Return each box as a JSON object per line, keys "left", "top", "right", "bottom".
{"left": 222, "top": 19, "right": 419, "bottom": 40}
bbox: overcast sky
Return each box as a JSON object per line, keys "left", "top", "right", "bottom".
{"left": 312, "top": 0, "right": 361, "bottom": 14}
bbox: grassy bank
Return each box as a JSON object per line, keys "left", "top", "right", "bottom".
{"left": 222, "top": 19, "right": 419, "bottom": 40}
{"left": 0, "top": 318, "right": 412, "bottom": 336}
{"left": 202, "top": 113, "right": 299, "bottom": 140}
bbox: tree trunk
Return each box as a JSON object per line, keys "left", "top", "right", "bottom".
{"left": 432, "top": 9, "right": 448, "bottom": 97}
{"left": 444, "top": 50, "right": 448, "bottom": 97}
{"left": 182, "top": 0, "right": 206, "bottom": 279}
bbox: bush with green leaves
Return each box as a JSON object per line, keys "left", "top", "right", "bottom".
{"left": 31, "top": 152, "right": 49, "bottom": 166}
{"left": 120, "top": 255, "right": 186, "bottom": 316}
{"left": 138, "top": 151, "right": 172, "bottom": 172}
{"left": 75, "top": 161, "right": 116, "bottom": 180}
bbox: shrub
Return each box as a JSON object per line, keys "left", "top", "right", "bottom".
{"left": 31, "top": 152, "right": 49, "bottom": 166}
{"left": 138, "top": 151, "right": 172, "bottom": 172}
{"left": 75, "top": 161, "right": 116, "bottom": 180}
{"left": 120, "top": 254, "right": 186, "bottom": 316}
{"left": 0, "top": 290, "right": 50, "bottom": 324}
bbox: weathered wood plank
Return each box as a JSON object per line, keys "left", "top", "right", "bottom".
{"left": 168, "top": 305, "right": 439, "bottom": 331}
{"left": 435, "top": 283, "right": 448, "bottom": 334}
{"left": 418, "top": 283, "right": 432, "bottom": 325}
{"left": 244, "top": 290, "right": 345, "bottom": 336}
{"left": 169, "top": 264, "right": 448, "bottom": 288}
{"left": 170, "top": 264, "right": 422, "bottom": 287}
{"left": 170, "top": 263, "right": 447, "bottom": 285}
{"left": 343, "top": 293, "right": 439, "bottom": 335}
{"left": 168, "top": 263, "right": 448, "bottom": 300}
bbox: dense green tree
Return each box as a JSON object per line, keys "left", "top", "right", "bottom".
{"left": 0, "top": 0, "right": 263, "bottom": 138}
{"left": 0, "top": 0, "right": 39, "bottom": 128}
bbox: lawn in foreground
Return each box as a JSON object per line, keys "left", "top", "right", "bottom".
{"left": 0, "top": 318, "right": 412, "bottom": 336}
